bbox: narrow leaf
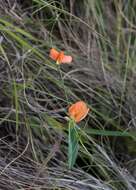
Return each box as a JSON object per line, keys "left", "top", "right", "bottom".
{"left": 68, "top": 120, "right": 79, "bottom": 169}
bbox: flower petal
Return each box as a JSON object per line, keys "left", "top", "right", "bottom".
{"left": 62, "top": 55, "right": 72, "bottom": 63}
{"left": 68, "top": 101, "right": 89, "bottom": 123}
{"left": 49, "top": 48, "right": 59, "bottom": 61}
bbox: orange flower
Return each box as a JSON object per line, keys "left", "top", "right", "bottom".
{"left": 68, "top": 101, "right": 89, "bottom": 123}
{"left": 49, "top": 48, "right": 72, "bottom": 64}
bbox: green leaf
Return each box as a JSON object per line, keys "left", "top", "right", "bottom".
{"left": 85, "top": 128, "right": 136, "bottom": 140}
{"left": 84, "top": 129, "right": 136, "bottom": 137}
{"left": 45, "top": 115, "right": 64, "bottom": 130}
{"left": 13, "top": 80, "right": 19, "bottom": 134}
{"left": 68, "top": 120, "right": 79, "bottom": 169}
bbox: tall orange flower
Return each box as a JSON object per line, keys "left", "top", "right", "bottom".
{"left": 49, "top": 48, "right": 72, "bottom": 64}
{"left": 68, "top": 101, "right": 89, "bottom": 123}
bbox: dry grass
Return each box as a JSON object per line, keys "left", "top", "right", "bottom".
{"left": 0, "top": 0, "right": 136, "bottom": 189}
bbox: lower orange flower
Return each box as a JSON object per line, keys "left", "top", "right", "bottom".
{"left": 68, "top": 101, "right": 89, "bottom": 123}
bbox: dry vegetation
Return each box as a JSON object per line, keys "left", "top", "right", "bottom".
{"left": 0, "top": 0, "right": 136, "bottom": 189}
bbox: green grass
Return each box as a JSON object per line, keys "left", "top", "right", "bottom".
{"left": 0, "top": 0, "right": 136, "bottom": 189}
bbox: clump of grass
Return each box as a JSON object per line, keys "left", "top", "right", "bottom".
{"left": 0, "top": 0, "right": 136, "bottom": 189}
